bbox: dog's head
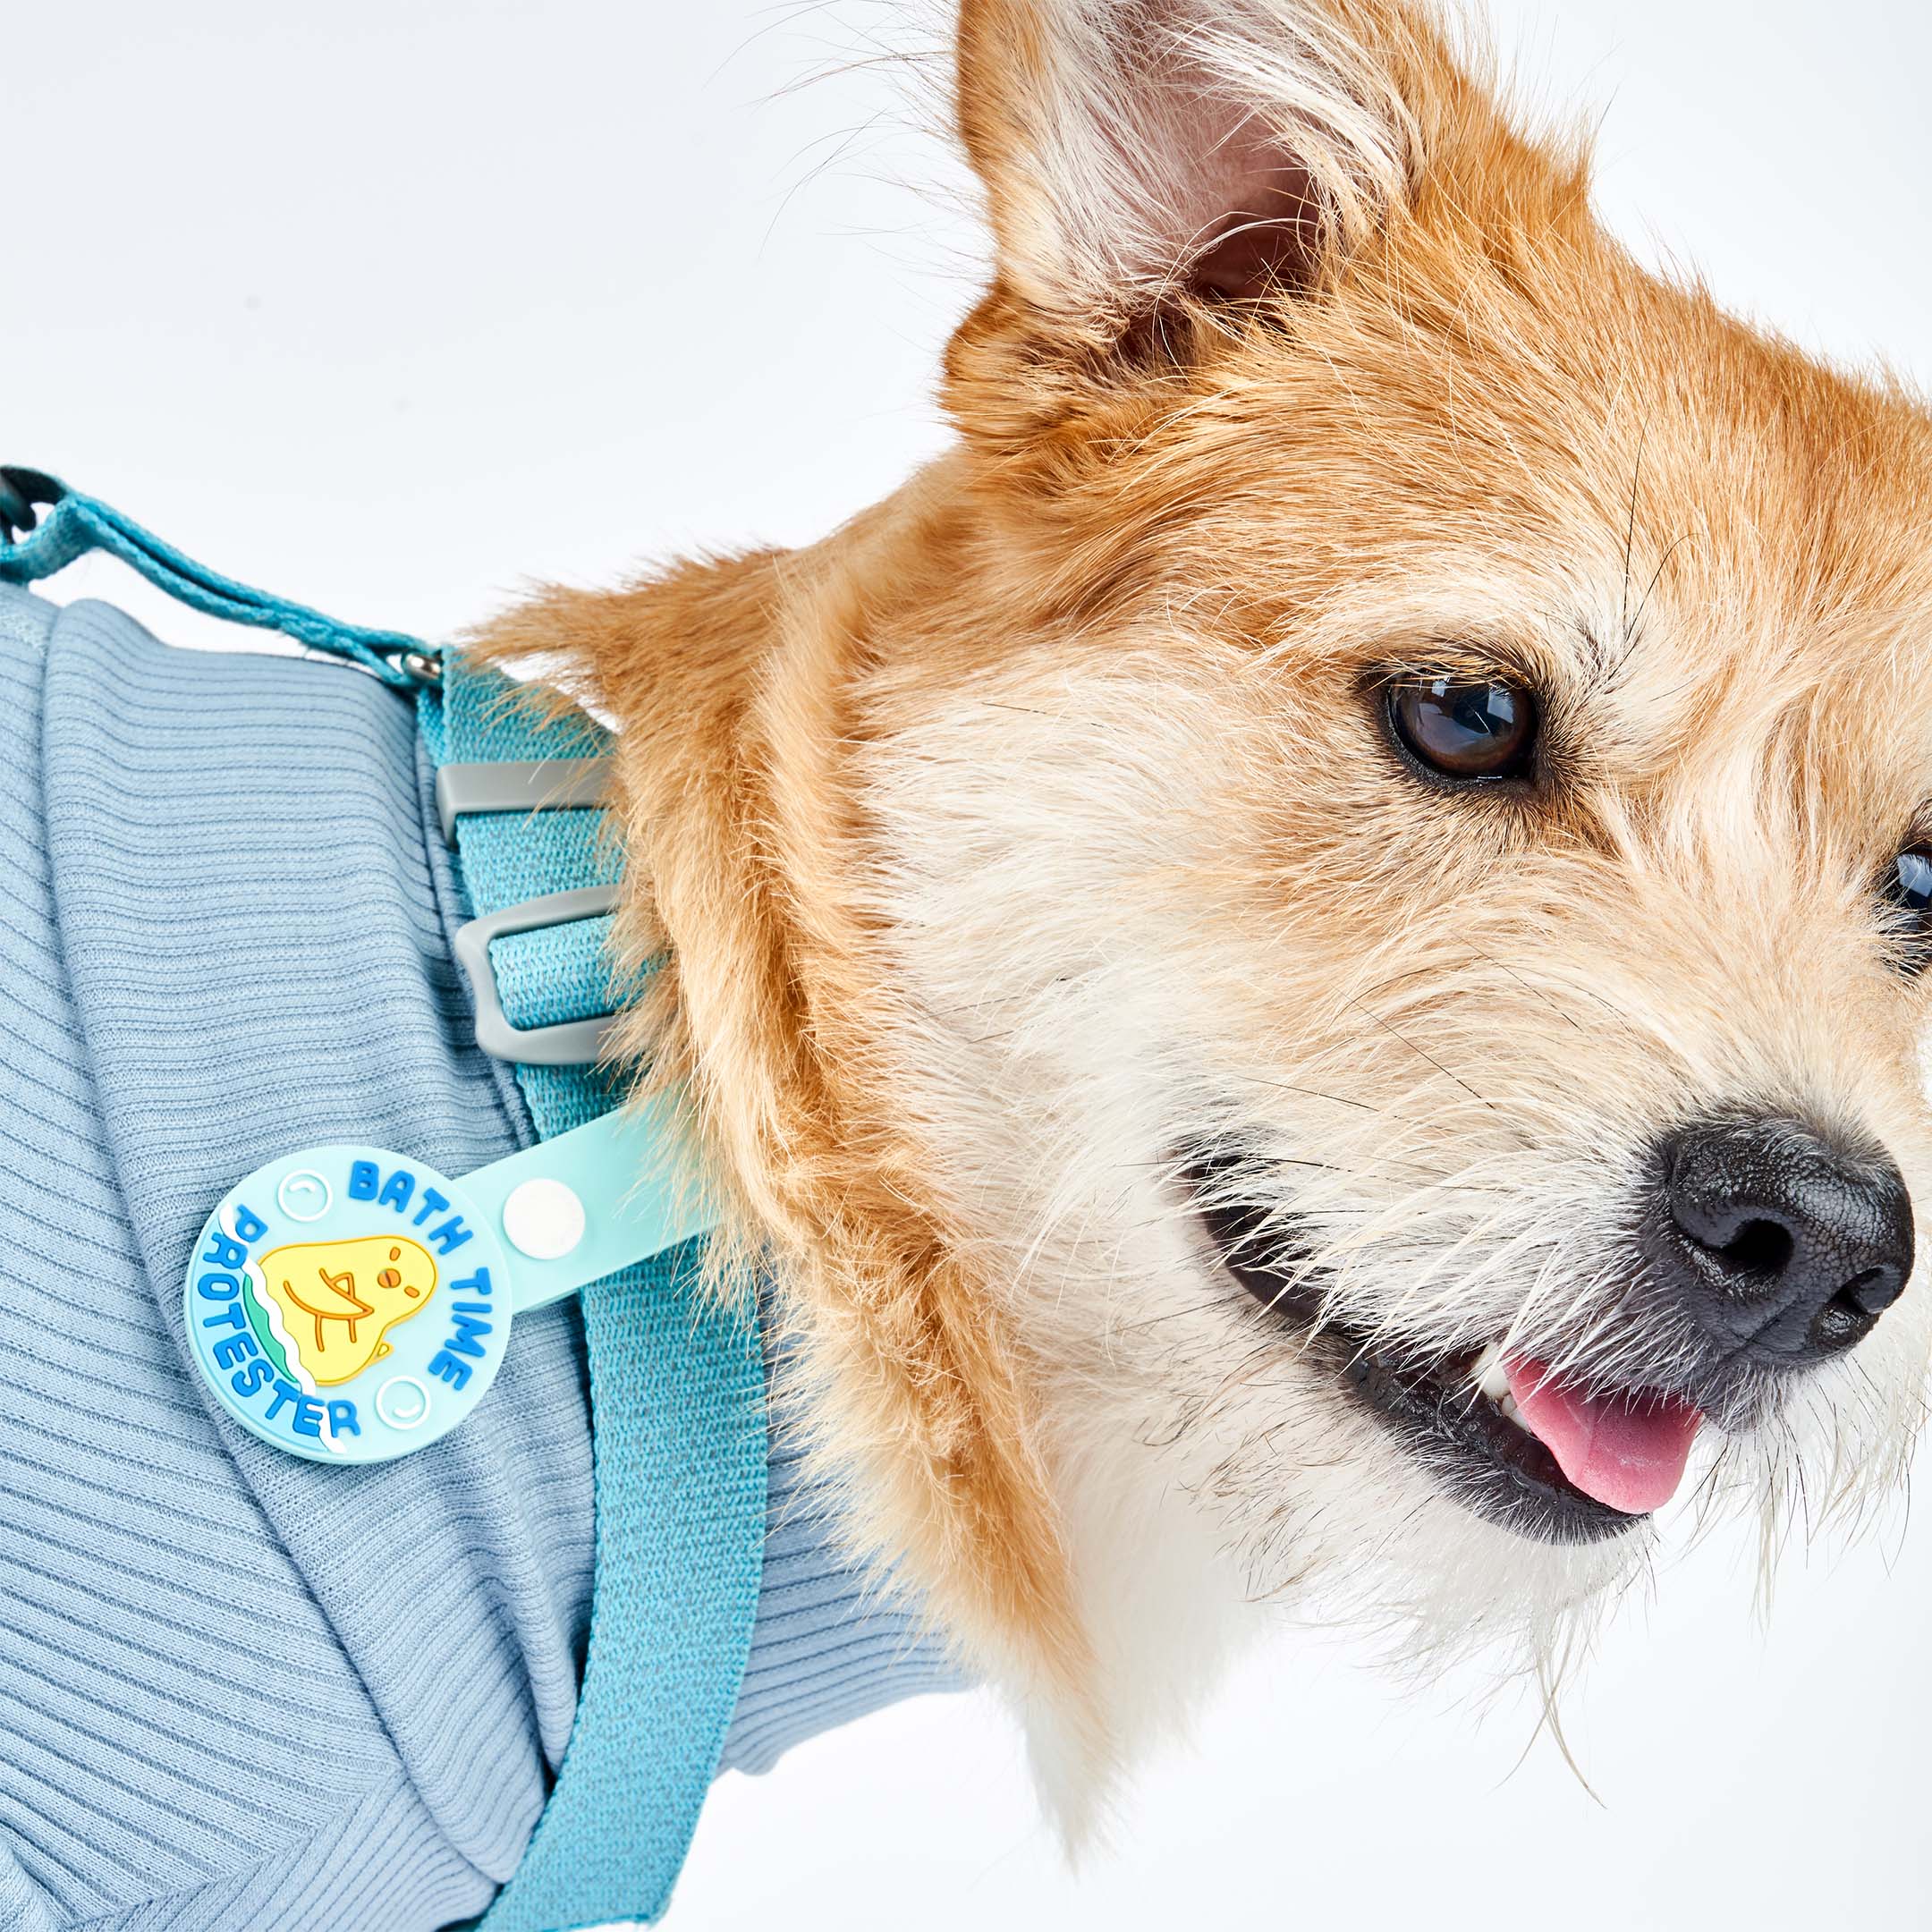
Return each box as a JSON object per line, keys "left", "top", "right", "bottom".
{"left": 826, "top": 0, "right": 1932, "bottom": 1769}
{"left": 522, "top": 0, "right": 1932, "bottom": 1808}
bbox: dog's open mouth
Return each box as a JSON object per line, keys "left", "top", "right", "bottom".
{"left": 1188, "top": 1161, "right": 1703, "bottom": 1545}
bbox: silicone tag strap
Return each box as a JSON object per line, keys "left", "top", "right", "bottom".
{"left": 462, "top": 1097, "right": 720, "bottom": 1314}
{"left": 0, "top": 466, "right": 430, "bottom": 687}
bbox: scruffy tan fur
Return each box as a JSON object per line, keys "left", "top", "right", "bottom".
{"left": 479, "top": 0, "right": 1932, "bottom": 1819}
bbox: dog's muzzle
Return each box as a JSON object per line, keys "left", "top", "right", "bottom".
{"left": 1188, "top": 1109, "right": 1918, "bottom": 1548}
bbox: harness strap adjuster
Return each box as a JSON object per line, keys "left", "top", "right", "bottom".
{"left": 438, "top": 756, "right": 622, "bottom": 1067}
{"left": 452, "top": 885, "right": 621, "bottom": 1067}
{"left": 434, "top": 757, "right": 612, "bottom": 845}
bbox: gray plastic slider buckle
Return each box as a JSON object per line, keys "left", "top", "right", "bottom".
{"left": 434, "top": 757, "right": 612, "bottom": 846}
{"left": 452, "top": 886, "right": 620, "bottom": 1067}
{"left": 439, "top": 758, "right": 621, "bottom": 1067}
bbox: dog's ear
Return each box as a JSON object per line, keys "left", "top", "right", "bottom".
{"left": 948, "top": 0, "right": 1487, "bottom": 442}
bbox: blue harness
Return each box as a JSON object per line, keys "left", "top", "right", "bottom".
{"left": 0, "top": 470, "right": 768, "bottom": 1931}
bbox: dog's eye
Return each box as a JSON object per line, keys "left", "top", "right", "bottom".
{"left": 1385, "top": 676, "right": 1537, "bottom": 783}
{"left": 1883, "top": 847, "right": 1932, "bottom": 968}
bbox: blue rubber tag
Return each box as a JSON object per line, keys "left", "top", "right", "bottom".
{"left": 184, "top": 1145, "right": 513, "bottom": 1462}
{"left": 182, "top": 1102, "right": 717, "bottom": 1462}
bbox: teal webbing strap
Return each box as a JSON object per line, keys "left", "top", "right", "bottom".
{"left": 418, "top": 666, "right": 626, "bottom": 1129}
{"left": 427, "top": 657, "right": 770, "bottom": 1932}
{"left": 0, "top": 468, "right": 427, "bottom": 686}
{"left": 5, "top": 470, "right": 767, "bottom": 1931}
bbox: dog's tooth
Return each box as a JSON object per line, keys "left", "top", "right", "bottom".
{"left": 1472, "top": 1342, "right": 1511, "bottom": 1403}
{"left": 1470, "top": 1342, "right": 1536, "bottom": 1434}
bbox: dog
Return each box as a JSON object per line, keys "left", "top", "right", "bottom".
{"left": 476, "top": 0, "right": 1932, "bottom": 1827}
{"left": 4, "top": 2, "right": 1930, "bottom": 1921}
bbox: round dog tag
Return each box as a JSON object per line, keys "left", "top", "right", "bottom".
{"left": 182, "top": 1144, "right": 512, "bottom": 1463}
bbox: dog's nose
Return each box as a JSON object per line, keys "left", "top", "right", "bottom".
{"left": 1649, "top": 1117, "right": 1914, "bottom": 1362}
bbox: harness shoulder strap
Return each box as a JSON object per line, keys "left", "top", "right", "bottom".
{"left": 430, "top": 660, "right": 767, "bottom": 1932}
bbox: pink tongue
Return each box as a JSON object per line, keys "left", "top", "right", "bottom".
{"left": 1503, "top": 1358, "right": 1702, "bottom": 1515}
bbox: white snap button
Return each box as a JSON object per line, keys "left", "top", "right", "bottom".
{"left": 504, "top": 1177, "right": 587, "bottom": 1261}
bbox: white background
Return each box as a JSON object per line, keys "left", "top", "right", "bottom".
{"left": 9, "top": 4, "right": 1932, "bottom": 1928}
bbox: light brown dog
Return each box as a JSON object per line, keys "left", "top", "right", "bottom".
{"left": 481, "top": 0, "right": 1932, "bottom": 1818}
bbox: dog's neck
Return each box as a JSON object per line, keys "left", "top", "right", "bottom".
{"left": 477, "top": 461, "right": 1094, "bottom": 1727}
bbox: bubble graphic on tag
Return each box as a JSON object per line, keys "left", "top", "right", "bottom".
{"left": 182, "top": 1145, "right": 513, "bottom": 1463}
{"left": 276, "top": 1170, "right": 333, "bottom": 1222}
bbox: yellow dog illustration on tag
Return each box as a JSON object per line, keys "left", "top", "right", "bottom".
{"left": 247, "top": 1235, "right": 438, "bottom": 1386}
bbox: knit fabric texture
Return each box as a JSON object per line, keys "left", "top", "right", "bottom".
{"left": 0, "top": 587, "right": 962, "bottom": 1932}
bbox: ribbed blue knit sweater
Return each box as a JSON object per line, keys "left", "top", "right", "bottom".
{"left": 0, "top": 583, "right": 959, "bottom": 1930}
